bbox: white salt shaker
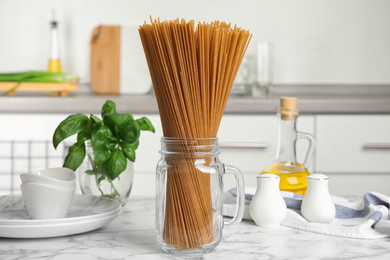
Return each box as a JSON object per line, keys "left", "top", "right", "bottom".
{"left": 249, "top": 174, "right": 287, "bottom": 227}
{"left": 301, "top": 173, "right": 336, "bottom": 223}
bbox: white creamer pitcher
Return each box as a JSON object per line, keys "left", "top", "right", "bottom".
{"left": 249, "top": 174, "right": 287, "bottom": 227}
{"left": 301, "top": 173, "right": 335, "bottom": 223}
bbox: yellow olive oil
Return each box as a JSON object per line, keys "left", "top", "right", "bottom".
{"left": 261, "top": 162, "right": 310, "bottom": 194}
{"left": 48, "top": 59, "right": 62, "bottom": 73}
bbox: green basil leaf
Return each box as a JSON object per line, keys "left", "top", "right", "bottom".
{"left": 136, "top": 117, "right": 155, "bottom": 133}
{"left": 53, "top": 114, "right": 89, "bottom": 149}
{"left": 103, "top": 112, "right": 133, "bottom": 131}
{"left": 120, "top": 142, "right": 136, "bottom": 162}
{"left": 104, "top": 148, "right": 127, "bottom": 180}
{"left": 101, "top": 100, "right": 116, "bottom": 118}
{"left": 118, "top": 120, "right": 140, "bottom": 143}
{"left": 90, "top": 114, "right": 103, "bottom": 125}
{"left": 77, "top": 129, "right": 90, "bottom": 143}
{"left": 114, "top": 125, "right": 120, "bottom": 135}
{"left": 129, "top": 139, "right": 139, "bottom": 150}
{"left": 92, "top": 125, "right": 113, "bottom": 166}
{"left": 93, "top": 149, "right": 111, "bottom": 167}
{"left": 85, "top": 170, "right": 95, "bottom": 175}
{"left": 105, "top": 136, "right": 118, "bottom": 150}
{"left": 63, "top": 142, "right": 86, "bottom": 171}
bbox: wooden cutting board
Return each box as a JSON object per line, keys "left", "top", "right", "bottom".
{"left": 90, "top": 25, "right": 152, "bottom": 95}
{"left": 90, "top": 25, "right": 121, "bottom": 94}
{"left": 0, "top": 82, "right": 78, "bottom": 97}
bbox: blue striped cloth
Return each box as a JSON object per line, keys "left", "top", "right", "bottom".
{"left": 223, "top": 188, "right": 390, "bottom": 239}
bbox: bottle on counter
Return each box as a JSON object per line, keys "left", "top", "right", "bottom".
{"left": 48, "top": 10, "right": 62, "bottom": 73}
{"left": 260, "top": 97, "right": 316, "bottom": 194}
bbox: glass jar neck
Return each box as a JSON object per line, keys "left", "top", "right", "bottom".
{"left": 160, "top": 137, "right": 219, "bottom": 157}
{"left": 275, "top": 108, "right": 298, "bottom": 164}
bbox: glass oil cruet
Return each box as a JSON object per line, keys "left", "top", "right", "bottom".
{"left": 48, "top": 10, "right": 62, "bottom": 73}
{"left": 260, "top": 97, "right": 316, "bottom": 194}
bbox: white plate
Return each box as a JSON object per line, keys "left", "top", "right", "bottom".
{"left": 0, "top": 194, "right": 121, "bottom": 238}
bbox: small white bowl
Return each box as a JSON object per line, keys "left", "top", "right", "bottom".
{"left": 20, "top": 182, "right": 75, "bottom": 219}
{"left": 20, "top": 167, "right": 75, "bottom": 189}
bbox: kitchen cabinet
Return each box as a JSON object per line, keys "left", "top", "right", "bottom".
{"left": 0, "top": 113, "right": 315, "bottom": 196}
{"left": 136, "top": 114, "right": 390, "bottom": 196}
{"left": 1, "top": 112, "right": 390, "bottom": 197}
{"left": 315, "top": 115, "right": 390, "bottom": 196}
{"left": 316, "top": 115, "right": 390, "bottom": 173}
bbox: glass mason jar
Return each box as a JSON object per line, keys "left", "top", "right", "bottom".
{"left": 77, "top": 140, "right": 134, "bottom": 205}
{"left": 156, "top": 137, "right": 245, "bottom": 254}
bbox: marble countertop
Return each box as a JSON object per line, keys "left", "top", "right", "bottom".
{"left": 1, "top": 196, "right": 390, "bottom": 260}
{"left": 1, "top": 84, "right": 390, "bottom": 114}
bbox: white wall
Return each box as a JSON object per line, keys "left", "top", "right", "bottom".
{"left": 0, "top": 0, "right": 389, "bottom": 86}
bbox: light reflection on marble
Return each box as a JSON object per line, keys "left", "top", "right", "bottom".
{"left": 1, "top": 197, "right": 390, "bottom": 260}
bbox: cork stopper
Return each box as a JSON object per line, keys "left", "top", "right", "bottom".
{"left": 280, "top": 97, "right": 298, "bottom": 120}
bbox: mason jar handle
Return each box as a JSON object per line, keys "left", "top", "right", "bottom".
{"left": 297, "top": 131, "right": 316, "bottom": 167}
{"left": 223, "top": 164, "right": 245, "bottom": 228}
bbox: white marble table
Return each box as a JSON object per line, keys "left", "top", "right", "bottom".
{"left": 1, "top": 196, "right": 390, "bottom": 260}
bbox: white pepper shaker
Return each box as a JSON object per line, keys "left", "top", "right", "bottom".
{"left": 249, "top": 174, "right": 287, "bottom": 227}
{"left": 301, "top": 173, "right": 335, "bottom": 223}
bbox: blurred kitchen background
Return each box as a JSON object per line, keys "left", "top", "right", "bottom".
{"left": 1, "top": 0, "right": 389, "bottom": 85}
{"left": 1, "top": 0, "right": 390, "bottom": 197}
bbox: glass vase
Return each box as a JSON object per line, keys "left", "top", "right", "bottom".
{"left": 77, "top": 141, "right": 134, "bottom": 205}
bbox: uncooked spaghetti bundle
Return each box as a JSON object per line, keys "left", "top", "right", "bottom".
{"left": 139, "top": 17, "right": 251, "bottom": 249}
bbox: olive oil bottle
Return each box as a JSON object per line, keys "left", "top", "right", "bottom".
{"left": 260, "top": 97, "right": 316, "bottom": 194}
{"left": 48, "top": 11, "right": 62, "bottom": 73}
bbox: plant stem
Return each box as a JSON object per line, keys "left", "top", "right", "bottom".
{"left": 87, "top": 149, "right": 121, "bottom": 199}
{"left": 94, "top": 173, "right": 106, "bottom": 196}
{"left": 107, "top": 177, "right": 120, "bottom": 197}
{"left": 89, "top": 155, "right": 106, "bottom": 196}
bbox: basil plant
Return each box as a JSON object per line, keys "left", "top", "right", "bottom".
{"left": 53, "top": 100, "right": 155, "bottom": 197}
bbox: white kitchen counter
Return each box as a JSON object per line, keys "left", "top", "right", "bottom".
{"left": 1, "top": 196, "right": 390, "bottom": 260}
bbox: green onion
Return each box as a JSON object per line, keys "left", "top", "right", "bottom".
{"left": 0, "top": 71, "right": 79, "bottom": 83}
